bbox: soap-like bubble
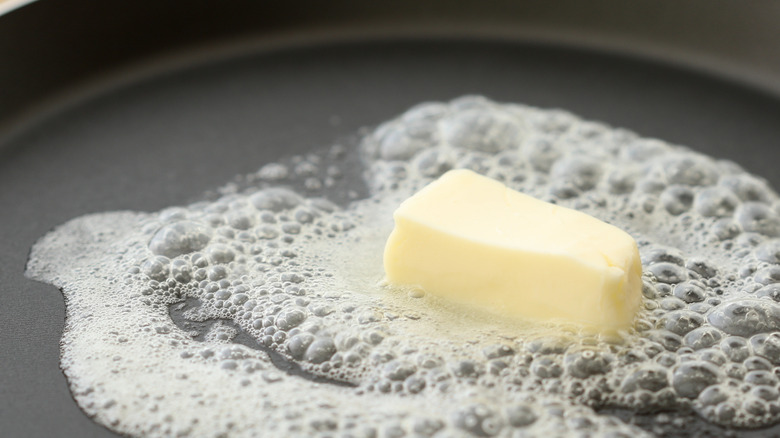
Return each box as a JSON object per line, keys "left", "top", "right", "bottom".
{"left": 707, "top": 300, "right": 780, "bottom": 336}
{"left": 149, "top": 220, "right": 212, "bottom": 258}
{"left": 26, "top": 97, "right": 780, "bottom": 436}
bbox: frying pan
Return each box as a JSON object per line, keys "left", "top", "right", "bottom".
{"left": 3, "top": 1, "right": 780, "bottom": 436}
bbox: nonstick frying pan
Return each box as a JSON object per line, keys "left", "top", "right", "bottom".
{"left": 3, "top": 1, "right": 780, "bottom": 436}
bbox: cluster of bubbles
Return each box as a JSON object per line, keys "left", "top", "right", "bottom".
{"left": 27, "top": 96, "right": 780, "bottom": 437}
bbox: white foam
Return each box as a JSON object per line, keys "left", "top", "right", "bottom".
{"left": 27, "top": 96, "right": 780, "bottom": 436}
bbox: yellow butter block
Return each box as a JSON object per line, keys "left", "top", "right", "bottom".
{"left": 383, "top": 169, "right": 642, "bottom": 331}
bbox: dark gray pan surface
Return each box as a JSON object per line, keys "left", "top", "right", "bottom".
{"left": 3, "top": 2, "right": 780, "bottom": 438}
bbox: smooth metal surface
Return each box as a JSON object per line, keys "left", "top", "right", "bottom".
{"left": 3, "top": 0, "right": 780, "bottom": 138}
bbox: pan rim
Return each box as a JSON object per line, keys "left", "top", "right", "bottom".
{"left": 3, "top": 26, "right": 779, "bottom": 151}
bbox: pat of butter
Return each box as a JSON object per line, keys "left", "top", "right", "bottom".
{"left": 383, "top": 169, "right": 642, "bottom": 331}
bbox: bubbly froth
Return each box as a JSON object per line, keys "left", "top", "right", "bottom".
{"left": 27, "top": 96, "right": 780, "bottom": 437}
